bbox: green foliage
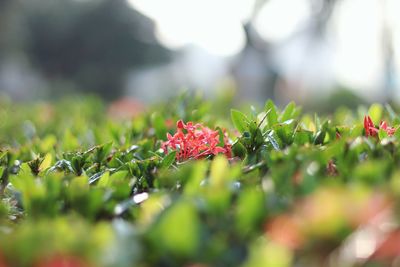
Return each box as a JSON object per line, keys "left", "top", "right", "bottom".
{"left": 231, "top": 109, "right": 250, "bottom": 133}
{"left": 1, "top": 95, "right": 400, "bottom": 266}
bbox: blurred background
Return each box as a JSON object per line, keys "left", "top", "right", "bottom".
{"left": 0, "top": 0, "right": 399, "bottom": 108}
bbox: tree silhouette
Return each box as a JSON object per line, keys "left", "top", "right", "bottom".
{"left": 24, "top": 0, "right": 170, "bottom": 99}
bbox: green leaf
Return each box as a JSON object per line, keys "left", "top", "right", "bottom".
{"left": 152, "top": 112, "right": 167, "bottom": 139}
{"left": 98, "top": 171, "right": 110, "bottom": 187}
{"left": 385, "top": 103, "right": 399, "bottom": 123}
{"left": 232, "top": 141, "right": 247, "bottom": 158}
{"left": 378, "top": 128, "right": 389, "bottom": 140}
{"left": 150, "top": 201, "right": 200, "bottom": 256}
{"left": 280, "top": 101, "right": 296, "bottom": 122}
{"left": 274, "top": 121, "right": 295, "bottom": 146}
{"left": 216, "top": 127, "right": 225, "bottom": 147}
{"left": 314, "top": 113, "right": 321, "bottom": 130}
{"left": 210, "top": 155, "right": 229, "bottom": 187}
{"left": 266, "top": 132, "right": 281, "bottom": 150}
{"left": 109, "top": 171, "right": 129, "bottom": 182}
{"left": 293, "top": 129, "right": 313, "bottom": 145}
{"left": 313, "top": 130, "right": 326, "bottom": 145}
{"left": 235, "top": 189, "right": 265, "bottom": 235}
{"left": 231, "top": 109, "right": 249, "bottom": 133}
{"left": 243, "top": 238, "right": 293, "bottom": 267}
{"left": 265, "top": 100, "right": 278, "bottom": 125}
{"left": 161, "top": 151, "right": 176, "bottom": 169}
{"left": 94, "top": 142, "right": 113, "bottom": 163}
{"left": 39, "top": 153, "right": 52, "bottom": 172}
{"left": 313, "top": 120, "right": 329, "bottom": 145}
{"left": 368, "top": 103, "right": 383, "bottom": 125}
{"left": 184, "top": 161, "right": 208, "bottom": 196}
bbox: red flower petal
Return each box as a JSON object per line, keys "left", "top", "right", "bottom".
{"left": 177, "top": 120, "right": 185, "bottom": 129}
{"left": 364, "top": 116, "right": 370, "bottom": 137}
{"left": 364, "top": 116, "right": 397, "bottom": 138}
{"left": 162, "top": 120, "right": 231, "bottom": 161}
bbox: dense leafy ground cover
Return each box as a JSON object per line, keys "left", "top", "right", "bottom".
{"left": 1, "top": 94, "right": 400, "bottom": 267}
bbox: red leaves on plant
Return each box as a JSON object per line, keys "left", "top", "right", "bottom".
{"left": 162, "top": 120, "right": 232, "bottom": 162}
{"left": 364, "top": 115, "right": 396, "bottom": 138}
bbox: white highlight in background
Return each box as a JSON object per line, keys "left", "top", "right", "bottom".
{"left": 128, "top": 0, "right": 255, "bottom": 57}
{"left": 254, "top": 0, "right": 310, "bottom": 43}
{"left": 331, "top": 0, "right": 384, "bottom": 93}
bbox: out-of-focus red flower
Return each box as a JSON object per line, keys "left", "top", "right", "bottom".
{"left": 326, "top": 160, "right": 338, "bottom": 176}
{"left": 108, "top": 98, "right": 146, "bottom": 120}
{"left": 165, "top": 118, "right": 174, "bottom": 129}
{"left": 292, "top": 171, "right": 303, "bottom": 185}
{"left": 335, "top": 130, "right": 341, "bottom": 140}
{"left": 35, "top": 255, "right": 90, "bottom": 267}
{"left": 0, "top": 252, "right": 8, "bottom": 267}
{"left": 364, "top": 116, "right": 396, "bottom": 137}
{"left": 185, "top": 264, "right": 209, "bottom": 267}
{"left": 370, "top": 230, "right": 400, "bottom": 261}
{"left": 266, "top": 214, "right": 304, "bottom": 250}
{"left": 162, "top": 120, "right": 232, "bottom": 162}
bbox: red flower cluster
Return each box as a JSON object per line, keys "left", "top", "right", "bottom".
{"left": 162, "top": 120, "right": 232, "bottom": 162}
{"left": 364, "top": 115, "right": 396, "bottom": 137}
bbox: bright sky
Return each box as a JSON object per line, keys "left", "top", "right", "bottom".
{"left": 128, "top": 0, "right": 255, "bottom": 57}
{"left": 128, "top": 0, "right": 400, "bottom": 95}
{"left": 254, "top": 0, "right": 311, "bottom": 43}
{"left": 332, "top": 0, "right": 383, "bottom": 91}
